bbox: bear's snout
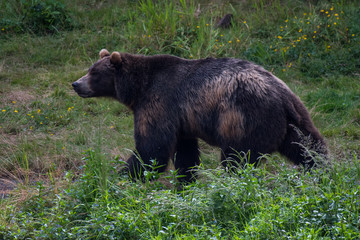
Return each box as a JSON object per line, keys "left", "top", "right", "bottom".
{"left": 72, "top": 81, "right": 79, "bottom": 89}
{"left": 72, "top": 81, "right": 82, "bottom": 95}
{"left": 72, "top": 76, "right": 93, "bottom": 98}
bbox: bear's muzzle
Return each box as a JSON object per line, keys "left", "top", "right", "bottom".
{"left": 72, "top": 75, "right": 94, "bottom": 98}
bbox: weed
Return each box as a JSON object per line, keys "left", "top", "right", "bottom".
{"left": 0, "top": 0, "right": 359, "bottom": 239}
{"left": 0, "top": 0, "right": 74, "bottom": 35}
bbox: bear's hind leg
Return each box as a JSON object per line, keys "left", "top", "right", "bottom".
{"left": 278, "top": 124, "right": 327, "bottom": 170}
{"left": 173, "top": 138, "right": 200, "bottom": 183}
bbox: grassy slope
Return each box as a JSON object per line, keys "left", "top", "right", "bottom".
{"left": 0, "top": 0, "right": 359, "bottom": 239}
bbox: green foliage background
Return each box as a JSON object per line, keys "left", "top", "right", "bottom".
{"left": 0, "top": 0, "right": 359, "bottom": 239}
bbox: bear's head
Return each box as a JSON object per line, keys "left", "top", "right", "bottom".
{"left": 72, "top": 49, "right": 122, "bottom": 98}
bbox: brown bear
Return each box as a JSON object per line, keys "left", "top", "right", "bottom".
{"left": 72, "top": 49, "right": 327, "bottom": 182}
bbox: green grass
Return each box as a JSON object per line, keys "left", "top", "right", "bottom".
{"left": 0, "top": 0, "right": 360, "bottom": 239}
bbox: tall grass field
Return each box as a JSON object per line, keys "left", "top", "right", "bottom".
{"left": 0, "top": 0, "right": 359, "bottom": 239}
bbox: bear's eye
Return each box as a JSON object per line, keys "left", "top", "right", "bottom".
{"left": 90, "top": 71, "right": 99, "bottom": 77}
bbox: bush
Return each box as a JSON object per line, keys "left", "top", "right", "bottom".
{"left": 0, "top": 0, "right": 74, "bottom": 34}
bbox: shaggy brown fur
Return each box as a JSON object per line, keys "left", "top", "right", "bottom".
{"left": 72, "top": 49, "right": 328, "bottom": 182}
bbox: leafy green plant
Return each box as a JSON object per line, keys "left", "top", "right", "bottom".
{"left": 22, "top": 0, "right": 74, "bottom": 33}
{"left": 0, "top": 0, "right": 360, "bottom": 239}
{"left": 0, "top": 0, "right": 74, "bottom": 34}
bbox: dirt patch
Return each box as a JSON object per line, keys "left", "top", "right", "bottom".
{"left": 0, "top": 178, "right": 18, "bottom": 199}
{"left": 1, "top": 90, "right": 36, "bottom": 105}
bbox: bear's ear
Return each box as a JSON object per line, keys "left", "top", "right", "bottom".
{"left": 110, "top": 52, "right": 122, "bottom": 66}
{"left": 99, "top": 49, "right": 110, "bottom": 59}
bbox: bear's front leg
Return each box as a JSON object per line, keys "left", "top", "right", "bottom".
{"left": 126, "top": 148, "right": 172, "bottom": 181}
{"left": 126, "top": 131, "right": 177, "bottom": 181}
{"left": 127, "top": 104, "right": 179, "bottom": 181}
{"left": 174, "top": 138, "right": 200, "bottom": 183}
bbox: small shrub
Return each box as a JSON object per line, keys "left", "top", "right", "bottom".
{"left": 21, "top": 0, "right": 74, "bottom": 34}
{"left": 0, "top": 0, "right": 74, "bottom": 35}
